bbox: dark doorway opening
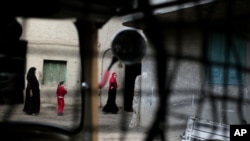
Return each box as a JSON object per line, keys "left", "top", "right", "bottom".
{"left": 124, "top": 63, "right": 141, "bottom": 112}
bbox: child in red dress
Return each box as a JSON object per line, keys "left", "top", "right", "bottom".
{"left": 56, "top": 81, "right": 67, "bottom": 116}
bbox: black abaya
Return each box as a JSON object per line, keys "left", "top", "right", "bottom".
{"left": 102, "top": 89, "right": 119, "bottom": 114}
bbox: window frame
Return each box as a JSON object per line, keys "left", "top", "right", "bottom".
{"left": 42, "top": 60, "right": 67, "bottom": 86}
{"left": 206, "top": 32, "right": 247, "bottom": 85}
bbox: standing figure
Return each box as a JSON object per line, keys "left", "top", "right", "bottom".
{"left": 23, "top": 67, "right": 40, "bottom": 115}
{"left": 102, "top": 72, "right": 119, "bottom": 114}
{"left": 56, "top": 81, "right": 67, "bottom": 116}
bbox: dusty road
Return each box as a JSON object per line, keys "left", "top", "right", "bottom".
{"left": 98, "top": 107, "right": 146, "bottom": 141}
{"left": 0, "top": 103, "right": 146, "bottom": 141}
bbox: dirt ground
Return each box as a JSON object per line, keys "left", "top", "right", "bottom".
{"left": 98, "top": 107, "right": 146, "bottom": 141}
{"left": 0, "top": 103, "right": 146, "bottom": 141}
{"left": 0, "top": 103, "right": 185, "bottom": 141}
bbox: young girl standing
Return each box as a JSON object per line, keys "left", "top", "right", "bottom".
{"left": 56, "top": 81, "right": 67, "bottom": 116}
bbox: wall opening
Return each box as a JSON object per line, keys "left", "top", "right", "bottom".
{"left": 124, "top": 63, "right": 141, "bottom": 112}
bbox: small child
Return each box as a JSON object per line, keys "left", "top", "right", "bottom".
{"left": 56, "top": 81, "right": 67, "bottom": 116}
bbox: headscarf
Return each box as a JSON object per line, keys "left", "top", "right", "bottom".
{"left": 26, "top": 67, "right": 39, "bottom": 89}
{"left": 27, "top": 67, "right": 37, "bottom": 80}
{"left": 109, "top": 72, "right": 117, "bottom": 89}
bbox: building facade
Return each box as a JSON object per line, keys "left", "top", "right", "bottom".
{"left": 18, "top": 17, "right": 134, "bottom": 107}
{"left": 19, "top": 18, "right": 81, "bottom": 105}
{"left": 122, "top": 0, "right": 250, "bottom": 140}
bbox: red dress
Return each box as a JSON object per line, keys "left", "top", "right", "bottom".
{"left": 56, "top": 85, "right": 67, "bottom": 114}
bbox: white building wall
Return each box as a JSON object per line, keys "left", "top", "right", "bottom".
{"left": 17, "top": 17, "right": 137, "bottom": 107}
{"left": 18, "top": 18, "right": 81, "bottom": 105}
{"left": 97, "top": 17, "right": 138, "bottom": 108}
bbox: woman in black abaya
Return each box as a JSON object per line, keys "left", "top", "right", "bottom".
{"left": 102, "top": 72, "right": 119, "bottom": 114}
{"left": 23, "top": 67, "right": 40, "bottom": 115}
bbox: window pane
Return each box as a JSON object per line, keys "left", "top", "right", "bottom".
{"left": 207, "top": 33, "right": 246, "bottom": 85}
{"left": 43, "top": 60, "right": 67, "bottom": 85}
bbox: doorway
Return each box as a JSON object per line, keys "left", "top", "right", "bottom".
{"left": 124, "top": 63, "right": 141, "bottom": 112}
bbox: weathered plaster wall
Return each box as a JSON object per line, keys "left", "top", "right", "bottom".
{"left": 97, "top": 17, "right": 138, "bottom": 108}
{"left": 17, "top": 17, "right": 138, "bottom": 108}
{"left": 18, "top": 18, "right": 81, "bottom": 105}
{"left": 140, "top": 28, "right": 250, "bottom": 139}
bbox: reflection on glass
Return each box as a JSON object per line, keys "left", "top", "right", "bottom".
{"left": 0, "top": 18, "right": 82, "bottom": 130}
